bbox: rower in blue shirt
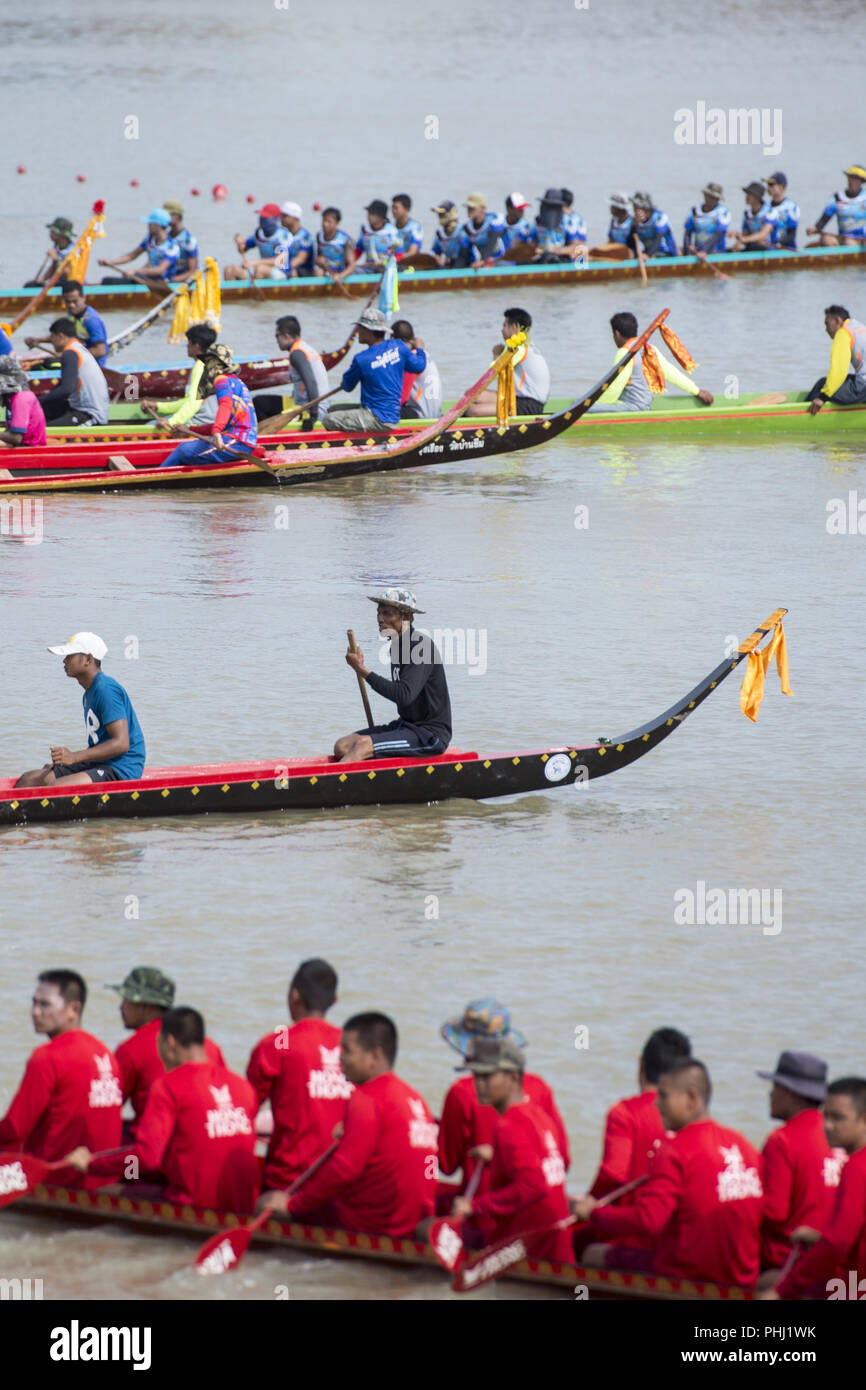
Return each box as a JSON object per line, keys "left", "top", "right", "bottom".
{"left": 314, "top": 207, "right": 355, "bottom": 280}
{"left": 629, "top": 193, "right": 678, "bottom": 257}
{"left": 318, "top": 307, "right": 426, "bottom": 432}
{"left": 763, "top": 172, "right": 799, "bottom": 250}
{"left": 279, "top": 202, "right": 315, "bottom": 277}
{"left": 430, "top": 200, "right": 463, "bottom": 266}
{"left": 24, "top": 281, "right": 109, "bottom": 367}
{"left": 224, "top": 204, "right": 291, "bottom": 281}
{"left": 357, "top": 200, "right": 401, "bottom": 269}
{"left": 391, "top": 195, "right": 424, "bottom": 256}
{"left": 807, "top": 164, "right": 866, "bottom": 246}
{"left": 682, "top": 181, "right": 730, "bottom": 254}
{"left": 164, "top": 201, "right": 200, "bottom": 281}
{"left": 731, "top": 182, "right": 776, "bottom": 251}
{"left": 98, "top": 208, "right": 181, "bottom": 286}
{"left": 500, "top": 193, "right": 535, "bottom": 253}
{"left": 455, "top": 193, "right": 506, "bottom": 267}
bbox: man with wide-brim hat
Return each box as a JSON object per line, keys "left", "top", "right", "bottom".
{"left": 24, "top": 216, "right": 76, "bottom": 287}
{"left": 682, "top": 181, "right": 731, "bottom": 255}
{"left": 756, "top": 1049, "right": 842, "bottom": 1277}
{"left": 335, "top": 587, "right": 452, "bottom": 762}
{"left": 107, "top": 966, "right": 225, "bottom": 1136}
{"left": 318, "top": 308, "right": 426, "bottom": 433}
{"left": 807, "top": 163, "right": 866, "bottom": 246}
{"left": 449, "top": 1035, "right": 573, "bottom": 1262}
{"left": 0, "top": 354, "right": 47, "bottom": 447}
{"left": 730, "top": 180, "right": 776, "bottom": 251}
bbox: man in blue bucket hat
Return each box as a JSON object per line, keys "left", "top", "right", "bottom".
{"left": 98, "top": 208, "right": 180, "bottom": 286}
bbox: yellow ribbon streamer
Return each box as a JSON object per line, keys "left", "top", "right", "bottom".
{"left": 168, "top": 284, "right": 191, "bottom": 343}
{"left": 167, "top": 259, "right": 221, "bottom": 343}
{"left": 740, "top": 621, "right": 792, "bottom": 722}
{"left": 495, "top": 331, "right": 525, "bottom": 424}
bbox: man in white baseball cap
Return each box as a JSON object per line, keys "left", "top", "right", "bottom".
{"left": 15, "top": 633, "right": 146, "bottom": 788}
{"left": 279, "top": 202, "right": 314, "bottom": 278}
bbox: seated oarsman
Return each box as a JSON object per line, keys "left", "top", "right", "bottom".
{"left": 252, "top": 316, "right": 329, "bottom": 430}
{"left": 589, "top": 1027, "right": 691, "bottom": 1201}
{"left": 762, "top": 1077, "right": 866, "bottom": 1302}
{"left": 37, "top": 318, "right": 110, "bottom": 426}
{"left": 730, "top": 181, "right": 776, "bottom": 252}
{"left": 500, "top": 193, "right": 535, "bottom": 253}
{"left": 335, "top": 587, "right": 452, "bottom": 763}
{"left": 390, "top": 319, "right": 442, "bottom": 420}
{"left": 807, "top": 304, "right": 866, "bottom": 414}
{"left": 319, "top": 307, "right": 426, "bottom": 433}
{"left": 163, "top": 200, "right": 199, "bottom": 282}
{"left": 278, "top": 201, "right": 315, "bottom": 277}
{"left": 313, "top": 207, "right": 355, "bottom": 281}
{"left": 0, "top": 356, "right": 47, "bottom": 447}
{"left": 451, "top": 1037, "right": 572, "bottom": 1263}
{"left": 589, "top": 193, "right": 634, "bottom": 259}
{"left": 592, "top": 311, "right": 714, "bottom": 411}
{"left": 575, "top": 1059, "right": 765, "bottom": 1288}
{"left": 390, "top": 194, "right": 424, "bottom": 257}
{"left": 463, "top": 307, "right": 550, "bottom": 418}
{"left": 98, "top": 208, "right": 181, "bottom": 286}
{"left": 142, "top": 325, "right": 224, "bottom": 431}
{"left": 0, "top": 970, "right": 122, "bottom": 1190}
{"left": 24, "top": 282, "right": 108, "bottom": 367}
{"left": 757, "top": 1050, "right": 843, "bottom": 1278}
{"left": 249, "top": 958, "right": 353, "bottom": 1193}
{"left": 764, "top": 172, "right": 800, "bottom": 250}
{"left": 560, "top": 187, "right": 588, "bottom": 257}
{"left": 67, "top": 1007, "right": 260, "bottom": 1214}
{"left": 430, "top": 199, "right": 463, "bottom": 267}
{"left": 529, "top": 188, "right": 574, "bottom": 264}
{"left": 15, "top": 632, "right": 145, "bottom": 789}
{"left": 807, "top": 163, "right": 866, "bottom": 247}
{"left": 355, "top": 199, "right": 400, "bottom": 271}
{"left": 628, "top": 192, "right": 678, "bottom": 257}
{"left": 108, "top": 967, "right": 226, "bottom": 1139}
{"left": 224, "top": 204, "right": 291, "bottom": 282}
{"left": 24, "top": 215, "right": 76, "bottom": 287}
{"left": 454, "top": 193, "right": 506, "bottom": 267}
{"left": 259, "top": 1012, "right": 437, "bottom": 1237}
{"left": 682, "top": 182, "right": 730, "bottom": 255}
{"left": 159, "top": 356, "right": 258, "bottom": 469}
{"left": 438, "top": 999, "right": 570, "bottom": 1217}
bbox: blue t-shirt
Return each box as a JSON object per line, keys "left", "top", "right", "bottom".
{"left": 341, "top": 338, "right": 427, "bottom": 425}
{"left": 243, "top": 225, "right": 292, "bottom": 260}
{"left": 500, "top": 217, "right": 535, "bottom": 251}
{"left": 458, "top": 212, "right": 506, "bottom": 262}
{"left": 633, "top": 210, "right": 677, "bottom": 256}
{"left": 282, "top": 226, "right": 314, "bottom": 272}
{"left": 561, "top": 210, "right": 587, "bottom": 243}
{"left": 174, "top": 227, "right": 199, "bottom": 274}
{"left": 430, "top": 227, "right": 462, "bottom": 262}
{"left": 82, "top": 671, "right": 145, "bottom": 779}
{"left": 683, "top": 203, "right": 730, "bottom": 252}
{"left": 822, "top": 189, "right": 866, "bottom": 239}
{"left": 68, "top": 305, "right": 108, "bottom": 359}
{"left": 393, "top": 218, "right": 424, "bottom": 255}
{"left": 768, "top": 197, "right": 799, "bottom": 249}
{"left": 0, "top": 326, "right": 12, "bottom": 356}
{"left": 137, "top": 234, "right": 181, "bottom": 274}
{"left": 316, "top": 227, "right": 352, "bottom": 272}
{"left": 742, "top": 203, "right": 774, "bottom": 237}
{"left": 608, "top": 214, "right": 633, "bottom": 245}
{"left": 356, "top": 222, "right": 401, "bottom": 264}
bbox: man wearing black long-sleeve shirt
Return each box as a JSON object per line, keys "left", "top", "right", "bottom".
{"left": 336, "top": 588, "right": 452, "bottom": 763}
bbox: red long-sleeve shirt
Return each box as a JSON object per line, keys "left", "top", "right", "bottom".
{"left": 115, "top": 1018, "right": 225, "bottom": 1126}
{"left": 776, "top": 1146, "right": 866, "bottom": 1300}
{"left": 0, "top": 1030, "right": 122, "bottom": 1189}
{"left": 761, "top": 1108, "right": 845, "bottom": 1269}
{"left": 590, "top": 1089, "right": 668, "bottom": 1197}
{"left": 438, "top": 1073, "right": 570, "bottom": 1196}
{"left": 471, "top": 1100, "right": 572, "bottom": 1262}
{"left": 89, "top": 1059, "right": 259, "bottom": 1213}
{"left": 290, "top": 1071, "right": 437, "bottom": 1237}
{"left": 247, "top": 1018, "right": 352, "bottom": 1189}
{"left": 592, "top": 1117, "right": 764, "bottom": 1288}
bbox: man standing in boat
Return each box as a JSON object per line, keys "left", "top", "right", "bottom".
{"left": 335, "top": 588, "right": 451, "bottom": 763}
{"left": 15, "top": 632, "right": 145, "bottom": 788}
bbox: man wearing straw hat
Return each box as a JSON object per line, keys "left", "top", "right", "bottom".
{"left": 335, "top": 588, "right": 451, "bottom": 762}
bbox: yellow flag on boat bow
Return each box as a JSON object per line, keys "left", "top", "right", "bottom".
{"left": 739, "top": 617, "right": 792, "bottom": 722}
{"left": 496, "top": 331, "right": 526, "bottom": 424}
{"left": 168, "top": 259, "right": 221, "bottom": 342}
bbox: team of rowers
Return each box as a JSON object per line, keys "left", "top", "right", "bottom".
{"left": 26, "top": 165, "right": 866, "bottom": 294}
{"left": 0, "top": 961, "right": 862, "bottom": 1299}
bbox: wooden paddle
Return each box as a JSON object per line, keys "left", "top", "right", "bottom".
{"left": 257, "top": 383, "right": 344, "bottom": 435}
{"left": 428, "top": 1158, "right": 489, "bottom": 1270}
{"left": 634, "top": 237, "right": 648, "bottom": 286}
{"left": 8, "top": 250, "right": 76, "bottom": 332}
{"left": 240, "top": 252, "right": 267, "bottom": 302}
{"left": 0, "top": 1147, "right": 128, "bottom": 1207}
{"left": 195, "top": 1139, "right": 340, "bottom": 1274}
{"left": 347, "top": 630, "right": 374, "bottom": 727}
{"left": 100, "top": 258, "right": 164, "bottom": 292}
{"left": 155, "top": 420, "right": 282, "bottom": 482}
{"left": 695, "top": 249, "right": 732, "bottom": 282}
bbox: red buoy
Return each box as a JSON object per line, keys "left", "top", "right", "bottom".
{"left": 76, "top": 173, "right": 86, "bottom": 182}
{"left": 212, "top": 184, "right": 228, "bottom": 201}
{"left": 130, "top": 178, "right": 139, "bottom": 187}
{"left": 190, "top": 187, "right": 201, "bottom": 196}
{"left": 246, "top": 194, "right": 255, "bottom": 203}
{"left": 16, "top": 165, "right": 26, "bottom": 174}
{"left": 313, "top": 201, "right": 322, "bottom": 212}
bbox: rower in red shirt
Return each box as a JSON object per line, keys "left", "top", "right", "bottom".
{"left": 590, "top": 1026, "right": 691, "bottom": 1199}
{"left": 0, "top": 969, "right": 122, "bottom": 1190}
{"left": 66, "top": 1007, "right": 259, "bottom": 1213}
{"left": 259, "top": 1012, "right": 437, "bottom": 1237}
{"left": 451, "top": 1036, "right": 572, "bottom": 1263}
{"left": 762, "top": 1076, "right": 866, "bottom": 1302}
{"left": 756, "top": 1048, "right": 844, "bottom": 1274}
{"left": 575, "top": 1059, "right": 765, "bottom": 1288}
{"left": 107, "top": 966, "right": 225, "bottom": 1136}
{"left": 438, "top": 997, "right": 570, "bottom": 1203}
{"left": 248, "top": 958, "right": 353, "bottom": 1191}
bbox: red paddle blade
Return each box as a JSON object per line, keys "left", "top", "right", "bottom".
{"left": 195, "top": 1225, "right": 253, "bottom": 1275}
{"left": 428, "top": 1218, "right": 466, "bottom": 1272}
{"left": 451, "top": 1232, "right": 531, "bottom": 1293}
{"left": 0, "top": 1153, "right": 50, "bottom": 1207}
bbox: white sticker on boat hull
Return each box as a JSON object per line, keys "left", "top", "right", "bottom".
{"left": 544, "top": 753, "right": 572, "bottom": 782}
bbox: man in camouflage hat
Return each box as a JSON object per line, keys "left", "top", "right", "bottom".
{"left": 108, "top": 966, "right": 225, "bottom": 1134}
{"left": 24, "top": 216, "right": 76, "bottom": 287}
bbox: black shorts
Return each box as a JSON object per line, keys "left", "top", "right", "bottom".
{"left": 356, "top": 719, "right": 449, "bottom": 758}
{"left": 52, "top": 761, "right": 121, "bottom": 782}
{"left": 514, "top": 395, "right": 545, "bottom": 415}
{"left": 42, "top": 400, "right": 101, "bottom": 427}
{"left": 400, "top": 399, "right": 424, "bottom": 420}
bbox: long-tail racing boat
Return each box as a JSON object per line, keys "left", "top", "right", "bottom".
{"left": 11, "top": 1185, "right": 753, "bottom": 1301}
{"left": 0, "top": 312, "right": 668, "bottom": 494}
{"left": 0, "top": 609, "right": 786, "bottom": 827}
{"left": 1, "top": 242, "right": 864, "bottom": 315}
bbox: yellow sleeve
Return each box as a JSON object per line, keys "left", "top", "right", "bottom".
{"left": 595, "top": 346, "right": 632, "bottom": 405}
{"left": 823, "top": 326, "right": 853, "bottom": 399}
{"left": 657, "top": 348, "right": 700, "bottom": 396}
{"left": 158, "top": 360, "right": 205, "bottom": 426}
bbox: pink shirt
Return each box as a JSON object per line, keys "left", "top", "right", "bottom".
{"left": 7, "top": 390, "right": 47, "bottom": 446}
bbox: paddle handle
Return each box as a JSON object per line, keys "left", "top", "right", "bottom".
{"left": 594, "top": 1173, "right": 648, "bottom": 1208}
{"left": 347, "top": 630, "right": 374, "bottom": 727}
{"left": 464, "top": 1156, "right": 488, "bottom": 1202}
{"left": 635, "top": 238, "right": 648, "bottom": 286}
{"left": 249, "top": 1137, "right": 341, "bottom": 1236}
{"left": 281, "top": 382, "right": 344, "bottom": 424}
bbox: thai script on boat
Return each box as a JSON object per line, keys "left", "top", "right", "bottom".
{"left": 673, "top": 102, "right": 782, "bottom": 157}
{"left": 0, "top": 498, "right": 43, "bottom": 545}
{"left": 378, "top": 627, "right": 488, "bottom": 677}
{"left": 673, "top": 880, "right": 783, "bottom": 936}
